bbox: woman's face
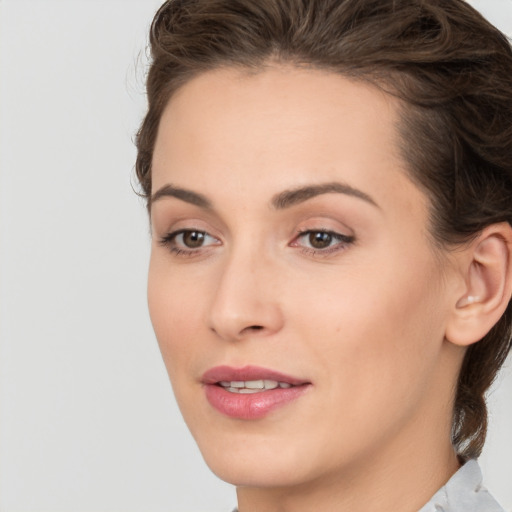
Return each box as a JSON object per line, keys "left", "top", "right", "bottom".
{"left": 148, "top": 66, "right": 461, "bottom": 488}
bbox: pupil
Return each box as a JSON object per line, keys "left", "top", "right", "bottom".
{"left": 309, "top": 231, "right": 332, "bottom": 249}
{"left": 183, "top": 231, "right": 204, "bottom": 248}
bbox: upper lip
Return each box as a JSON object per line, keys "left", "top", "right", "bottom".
{"left": 202, "top": 365, "right": 310, "bottom": 386}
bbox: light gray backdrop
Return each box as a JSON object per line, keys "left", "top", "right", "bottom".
{"left": 0, "top": 1, "right": 511, "bottom": 511}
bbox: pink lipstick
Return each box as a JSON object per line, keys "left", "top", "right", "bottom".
{"left": 202, "top": 365, "right": 311, "bottom": 420}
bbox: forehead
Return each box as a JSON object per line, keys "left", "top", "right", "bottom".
{"left": 154, "top": 65, "right": 400, "bottom": 163}
{"left": 152, "top": 65, "right": 424, "bottom": 218}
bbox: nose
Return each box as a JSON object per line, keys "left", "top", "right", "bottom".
{"left": 208, "top": 249, "right": 284, "bottom": 342}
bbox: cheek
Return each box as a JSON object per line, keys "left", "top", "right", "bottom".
{"left": 147, "top": 256, "right": 207, "bottom": 379}
{"left": 274, "top": 268, "right": 446, "bottom": 470}
{"left": 295, "top": 249, "right": 447, "bottom": 407}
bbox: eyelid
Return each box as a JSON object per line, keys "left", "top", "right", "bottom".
{"left": 151, "top": 211, "right": 223, "bottom": 242}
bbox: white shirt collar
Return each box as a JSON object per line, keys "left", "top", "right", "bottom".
{"left": 418, "top": 459, "right": 504, "bottom": 512}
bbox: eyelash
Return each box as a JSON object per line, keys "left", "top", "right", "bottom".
{"left": 292, "top": 229, "right": 355, "bottom": 256}
{"left": 158, "top": 228, "right": 355, "bottom": 258}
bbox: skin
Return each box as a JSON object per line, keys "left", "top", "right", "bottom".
{"left": 148, "top": 65, "right": 466, "bottom": 512}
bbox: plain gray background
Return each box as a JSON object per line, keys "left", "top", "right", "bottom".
{"left": 0, "top": 1, "right": 511, "bottom": 511}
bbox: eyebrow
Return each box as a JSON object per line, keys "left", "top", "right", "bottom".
{"left": 271, "top": 182, "right": 379, "bottom": 210}
{"left": 150, "top": 181, "right": 379, "bottom": 211}
{"left": 150, "top": 184, "right": 212, "bottom": 209}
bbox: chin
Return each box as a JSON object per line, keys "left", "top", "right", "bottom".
{"left": 206, "top": 454, "right": 310, "bottom": 488}
{"left": 190, "top": 425, "right": 322, "bottom": 488}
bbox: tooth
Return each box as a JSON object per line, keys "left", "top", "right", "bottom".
{"left": 245, "top": 380, "right": 264, "bottom": 389}
{"left": 221, "top": 380, "right": 293, "bottom": 392}
{"left": 263, "top": 380, "right": 279, "bottom": 389}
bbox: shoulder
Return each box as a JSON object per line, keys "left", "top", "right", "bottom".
{"left": 419, "top": 460, "right": 505, "bottom": 512}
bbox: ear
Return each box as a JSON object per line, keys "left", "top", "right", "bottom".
{"left": 445, "top": 222, "right": 512, "bottom": 347}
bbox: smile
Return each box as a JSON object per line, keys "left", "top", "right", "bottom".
{"left": 202, "top": 365, "right": 311, "bottom": 419}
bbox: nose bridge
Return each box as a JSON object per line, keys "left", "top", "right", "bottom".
{"left": 208, "top": 238, "right": 283, "bottom": 341}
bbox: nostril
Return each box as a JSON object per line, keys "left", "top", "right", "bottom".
{"left": 238, "top": 325, "right": 265, "bottom": 337}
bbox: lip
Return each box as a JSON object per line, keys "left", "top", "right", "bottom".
{"left": 202, "top": 365, "right": 311, "bottom": 420}
{"left": 202, "top": 365, "right": 309, "bottom": 386}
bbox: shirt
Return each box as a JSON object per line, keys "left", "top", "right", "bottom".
{"left": 419, "top": 459, "right": 505, "bottom": 512}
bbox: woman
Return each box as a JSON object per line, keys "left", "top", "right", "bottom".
{"left": 136, "top": 1, "right": 512, "bottom": 510}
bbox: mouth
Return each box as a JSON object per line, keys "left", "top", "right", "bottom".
{"left": 216, "top": 379, "right": 295, "bottom": 393}
{"left": 201, "top": 365, "right": 311, "bottom": 419}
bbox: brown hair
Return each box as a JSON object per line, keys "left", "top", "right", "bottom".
{"left": 136, "top": 0, "right": 512, "bottom": 459}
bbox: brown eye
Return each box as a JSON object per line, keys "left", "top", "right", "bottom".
{"left": 182, "top": 230, "right": 206, "bottom": 248}
{"left": 159, "top": 229, "right": 220, "bottom": 255}
{"left": 291, "top": 229, "right": 355, "bottom": 254}
{"left": 308, "top": 231, "right": 333, "bottom": 249}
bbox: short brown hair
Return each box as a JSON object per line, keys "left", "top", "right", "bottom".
{"left": 136, "top": 0, "right": 512, "bottom": 459}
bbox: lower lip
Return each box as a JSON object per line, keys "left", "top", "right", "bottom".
{"left": 204, "top": 384, "right": 310, "bottom": 420}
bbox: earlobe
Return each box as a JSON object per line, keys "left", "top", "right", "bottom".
{"left": 446, "top": 223, "right": 512, "bottom": 347}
